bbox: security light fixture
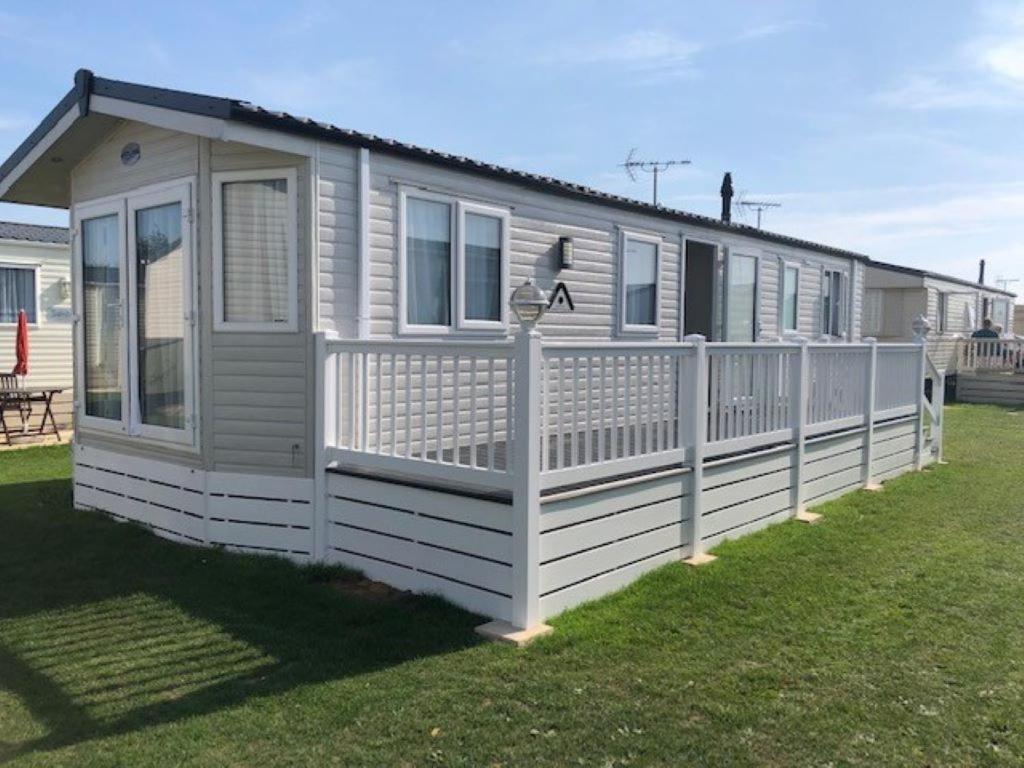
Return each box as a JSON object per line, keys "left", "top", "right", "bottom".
{"left": 510, "top": 279, "right": 548, "bottom": 329}
{"left": 912, "top": 314, "right": 932, "bottom": 339}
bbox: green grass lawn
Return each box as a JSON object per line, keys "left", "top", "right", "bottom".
{"left": 2, "top": 405, "right": 1024, "bottom": 766}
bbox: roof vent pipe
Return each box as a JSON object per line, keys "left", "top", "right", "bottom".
{"left": 978, "top": 258, "right": 986, "bottom": 285}
{"left": 720, "top": 172, "right": 734, "bottom": 223}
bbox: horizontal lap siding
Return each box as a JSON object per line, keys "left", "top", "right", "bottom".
{"left": 208, "top": 141, "right": 312, "bottom": 477}
{"left": 0, "top": 241, "right": 72, "bottom": 387}
{"left": 318, "top": 145, "right": 359, "bottom": 337}
{"left": 325, "top": 472, "right": 514, "bottom": 621}
{"left": 365, "top": 154, "right": 680, "bottom": 341}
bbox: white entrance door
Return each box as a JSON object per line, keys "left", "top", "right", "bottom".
{"left": 724, "top": 252, "right": 759, "bottom": 342}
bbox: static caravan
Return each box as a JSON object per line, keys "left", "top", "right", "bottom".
{"left": 0, "top": 221, "right": 73, "bottom": 443}
{"left": 0, "top": 70, "right": 941, "bottom": 637}
{"left": 863, "top": 260, "right": 1016, "bottom": 371}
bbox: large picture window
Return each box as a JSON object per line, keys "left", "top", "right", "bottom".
{"left": 0, "top": 265, "right": 38, "bottom": 324}
{"left": 400, "top": 188, "right": 509, "bottom": 334}
{"left": 213, "top": 168, "right": 297, "bottom": 332}
{"left": 619, "top": 231, "right": 661, "bottom": 334}
{"left": 74, "top": 179, "right": 195, "bottom": 445}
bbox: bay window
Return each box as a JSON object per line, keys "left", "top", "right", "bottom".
{"left": 619, "top": 231, "right": 661, "bottom": 334}
{"left": 400, "top": 188, "right": 509, "bottom": 333}
{"left": 0, "top": 264, "right": 38, "bottom": 324}
{"left": 212, "top": 168, "right": 297, "bottom": 332}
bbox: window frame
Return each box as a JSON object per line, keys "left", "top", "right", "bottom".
{"left": 618, "top": 229, "right": 663, "bottom": 336}
{"left": 821, "top": 267, "right": 848, "bottom": 338}
{"left": 397, "top": 186, "right": 511, "bottom": 336}
{"left": 212, "top": 167, "right": 299, "bottom": 333}
{"left": 0, "top": 262, "right": 41, "bottom": 327}
{"left": 936, "top": 291, "right": 949, "bottom": 335}
{"left": 72, "top": 177, "right": 199, "bottom": 450}
{"left": 126, "top": 181, "right": 196, "bottom": 445}
{"left": 777, "top": 258, "right": 801, "bottom": 335}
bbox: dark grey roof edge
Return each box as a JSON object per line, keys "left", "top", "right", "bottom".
{"left": 1, "top": 69, "right": 879, "bottom": 265}
{"left": 868, "top": 259, "right": 1016, "bottom": 298}
{"left": 0, "top": 220, "right": 70, "bottom": 244}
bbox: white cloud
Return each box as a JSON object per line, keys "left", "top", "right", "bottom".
{"left": 734, "top": 19, "right": 816, "bottom": 42}
{"left": 877, "top": 3, "right": 1024, "bottom": 111}
{"left": 538, "top": 30, "right": 701, "bottom": 80}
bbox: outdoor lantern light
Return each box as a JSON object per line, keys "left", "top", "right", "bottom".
{"left": 912, "top": 313, "right": 932, "bottom": 339}
{"left": 510, "top": 279, "right": 549, "bottom": 329}
{"left": 57, "top": 277, "right": 70, "bottom": 302}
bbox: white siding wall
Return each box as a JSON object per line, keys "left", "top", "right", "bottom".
{"left": 757, "top": 251, "right": 860, "bottom": 341}
{"left": 316, "top": 147, "right": 860, "bottom": 343}
{"left": 0, "top": 239, "right": 72, "bottom": 386}
{"left": 317, "top": 145, "right": 359, "bottom": 337}
{"left": 70, "top": 120, "right": 313, "bottom": 476}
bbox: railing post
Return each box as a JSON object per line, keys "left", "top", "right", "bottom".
{"left": 792, "top": 337, "right": 816, "bottom": 521}
{"left": 933, "top": 365, "right": 946, "bottom": 464}
{"left": 914, "top": 336, "right": 928, "bottom": 470}
{"left": 863, "top": 337, "right": 880, "bottom": 490}
{"left": 313, "top": 332, "right": 337, "bottom": 562}
{"left": 511, "top": 326, "right": 543, "bottom": 631}
{"left": 682, "top": 334, "right": 712, "bottom": 564}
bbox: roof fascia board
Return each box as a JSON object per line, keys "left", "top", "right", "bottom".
{"left": 91, "top": 95, "right": 317, "bottom": 158}
{"left": 0, "top": 238, "right": 69, "bottom": 250}
{"left": 0, "top": 105, "right": 78, "bottom": 201}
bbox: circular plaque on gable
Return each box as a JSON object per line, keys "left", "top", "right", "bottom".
{"left": 120, "top": 142, "right": 141, "bottom": 166}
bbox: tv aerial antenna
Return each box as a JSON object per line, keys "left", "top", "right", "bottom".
{"left": 735, "top": 195, "right": 781, "bottom": 229}
{"left": 994, "top": 276, "right": 1020, "bottom": 292}
{"left": 620, "top": 148, "right": 690, "bottom": 206}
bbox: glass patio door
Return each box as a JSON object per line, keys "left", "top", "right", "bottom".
{"left": 724, "top": 252, "right": 759, "bottom": 342}
{"left": 74, "top": 179, "right": 195, "bottom": 445}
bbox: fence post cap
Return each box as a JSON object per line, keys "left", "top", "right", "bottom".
{"left": 863, "top": 336, "right": 877, "bottom": 344}
{"left": 682, "top": 333, "right": 706, "bottom": 344}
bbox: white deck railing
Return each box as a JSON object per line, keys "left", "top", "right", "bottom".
{"left": 318, "top": 333, "right": 930, "bottom": 495}
{"left": 958, "top": 338, "right": 1024, "bottom": 373}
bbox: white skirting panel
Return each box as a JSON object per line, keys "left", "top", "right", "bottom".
{"left": 325, "top": 473, "right": 514, "bottom": 622}
{"left": 702, "top": 447, "right": 795, "bottom": 550}
{"left": 73, "top": 443, "right": 315, "bottom": 560}
{"left": 538, "top": 471, "right": 692, "bottom": 620}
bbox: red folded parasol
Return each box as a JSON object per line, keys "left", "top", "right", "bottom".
{"left": 13, "top": 308, "right": 29, "bottom": 376}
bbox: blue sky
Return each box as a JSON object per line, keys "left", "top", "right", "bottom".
{"left": 1, "top": 0, "right": 1022, "bottom": 295}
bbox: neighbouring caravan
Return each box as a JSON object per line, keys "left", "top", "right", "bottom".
{"left": 0, "top": 70, "right": 945, "bottom": 636}
{"left": 0, "top": 221, "right": 73, "bottom": 443}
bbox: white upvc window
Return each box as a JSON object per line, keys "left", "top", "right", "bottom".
{"left": 0, "top": 263, "right": 40, "bottom": 325}
{"left": 398, "top": 187, "right": 510, "bottom": 335}
{"left": 778, "top": 259, "right": 800, "bottom": 334}
{"left": 212, "top": 168, "right": 298, "bottom": 332}
{"left": 821, "top": 267, "right": 848, "bottom": 338}
{"left": 937, "top": 291, "right": 949, "bottom": 334}
{"left": 619, "top": 230, "right": 662, "bottom": 335}
{"left": 73, "top": 177, "right": 197, "bottom": 448}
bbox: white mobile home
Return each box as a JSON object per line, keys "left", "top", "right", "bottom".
{"left": 0, "top": 221, "right": 73, "bottom": 442}
{"left": 0, "top": 71, "right": 940, "bottom": 636}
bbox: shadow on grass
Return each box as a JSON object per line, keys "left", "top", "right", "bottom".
{"left": 0, "top": 479, "right": 484, "bottom": 762}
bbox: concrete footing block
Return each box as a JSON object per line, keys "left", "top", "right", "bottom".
{"left": 683, "top": 552, "right": 717, "bottom": 566}
{"left": 795, "top": 509, "right": 822, "bottom": 524}
{"left": 864, "top": 482, "right": 884, "bottom": 492}
{"left": 475, "top": 620, "right": 553, "bottom": 647}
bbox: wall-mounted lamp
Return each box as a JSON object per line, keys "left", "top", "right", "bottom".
{"left": 58, "top": 276, "right": 71, "bottom": 302}
{"left": 558, "top": 236, "right": 574, "bottom": 270}
{"left": 509, "top": 279, "right": 549, "bottom": 330}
